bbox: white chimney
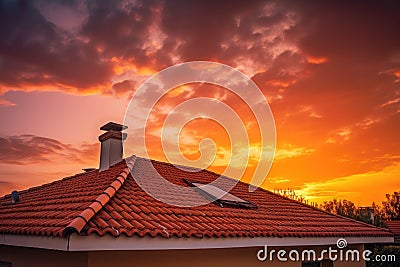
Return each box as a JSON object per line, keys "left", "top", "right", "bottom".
{"left": 98, "top": 122, "right": 127, "bottom": 171}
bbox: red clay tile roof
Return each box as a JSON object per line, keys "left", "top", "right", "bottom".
{"left": 385, "top": 221, "right": 400, "bottom": 243}
{"left": 0, "top": 156, "right": 393, "bottom": 239}
{"left": 0, "top": 159, "right": 132, "bottom": 237}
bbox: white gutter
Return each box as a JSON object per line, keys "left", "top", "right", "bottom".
{"left": 0, "top": 234, "right": 69, "bottom": 251}
{"left": 0, "top": 233, "right": 394, "bottom": 251}
{"left": 69, "top": 234, "right": 394, "bottom": 251}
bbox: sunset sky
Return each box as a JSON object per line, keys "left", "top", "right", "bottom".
{"left": 0, "top": 0, "right": 399, "bottom": 206}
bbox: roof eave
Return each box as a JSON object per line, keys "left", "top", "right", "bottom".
{"left": 68, "top": 234, "right": 395, "bottom": 251}
{"left": 0, "top": 232, "right": 394, "bottom": 252}
{"left": 0, "top": 233, "right": 69, "bottom": 251}
{"left": 0, "top": 233, "right": 394, "bottom": 251}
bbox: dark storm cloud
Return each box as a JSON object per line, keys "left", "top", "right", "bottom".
{"left": 0, "top": 134, "right": 98, "bottom": 165}
{"left": 0, "top": 0, "right": 398, "bottom": 145}
{"left": 1, "top": 0, "right": 398, "bottom": 95}
{"left": 0, "top": 0, "right": 113, "bottom": 91}
{"left": 160, "top": 0, "right": 296, "bottom": 70}
{"left": 160, "top": 0, "right": 259, "bottom": 60}
{"left": 81, "top": 0, "right": 167, "bottom": 67}
{"left": 269, "top": 0, "right": 400, "bottom": 129}
{"left": 285, "top": 0, "right": 400, "bottom": 63}
{"left": 110, "top": 79, "right": 137, "bottom": 97}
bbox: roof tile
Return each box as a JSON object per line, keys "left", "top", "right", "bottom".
{"left": 0, "top": 155, "right": 393, "bottom": 240}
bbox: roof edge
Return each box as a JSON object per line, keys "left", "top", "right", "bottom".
{"left": 62, "top": 156, "right": 136, "bottom": 237}
{"left": 68, "top": 234, "right": 395, "bottom": 251}
{"left": 1, "top": 233, "right": 393, "bottom": 252}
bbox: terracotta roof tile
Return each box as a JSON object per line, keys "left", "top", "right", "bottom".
{"left": 385, "top": 220, "right": 400, "bottom": 242}
{"left": 0, "top": 155, "right": 393, "bottom": 240}
{"left": 0, "top": 161, "right": 127, "bottom": 237}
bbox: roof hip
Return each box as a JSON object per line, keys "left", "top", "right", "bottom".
{"left": 62, "top": 156, "right": 136, "bottom": 237}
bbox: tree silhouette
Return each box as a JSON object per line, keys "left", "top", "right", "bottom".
{"left": 319, "top": 199, "right": 359, "bottom": 219}
{"left": 380, "top": 191, "right": 400, "bottom": 221}
{"left": 273, "top": 189, "right": 399, "bottom": 226}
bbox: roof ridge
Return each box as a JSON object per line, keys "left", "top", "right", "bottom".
{"left": 62, "top": 156, "right": 137, "bottom": 237}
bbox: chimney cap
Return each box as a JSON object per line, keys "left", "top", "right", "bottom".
{"left": 100, "top": 122, "right": 127, "bottom": 132}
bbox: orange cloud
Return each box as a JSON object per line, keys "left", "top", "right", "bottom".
{"left": 0, "top": 98, "right": 15, "bottom": 107}
{"left": 306, "top": 56, "right": 328, "bottom": 64}
{"left": 0, "top": 134, "right": 99, "bottom": 196}
{"left": 275, "top": 144, "right": 315, "bottom": 160}
{"left": 296, "top": 163, "right": 400, "bottom": 206}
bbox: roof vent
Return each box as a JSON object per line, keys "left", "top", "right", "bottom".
{"left": 11, "top": 190, "right": 20, "bottom": 203}
{"left": 98, "top": 122, "right": 128, "bottom": 171}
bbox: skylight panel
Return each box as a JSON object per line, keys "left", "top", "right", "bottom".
{"left": 184, "top": 179, "right": 257, "bottom": 209}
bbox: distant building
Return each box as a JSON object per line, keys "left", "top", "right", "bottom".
{"left": 386, "top": 220, "right": 400, "bottom": 244}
